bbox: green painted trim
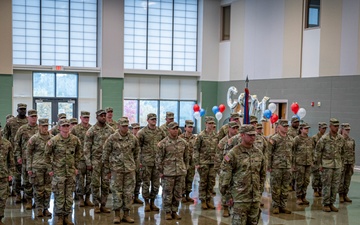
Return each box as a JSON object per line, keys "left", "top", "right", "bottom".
{"left": 0, "top": 74, "right": 13, "bottom": 128}
{"left": 199, "top": 81, "right": 218, "bottom": 130}
{"left": 99, "top": 77, "right": 124, "bottom": 120}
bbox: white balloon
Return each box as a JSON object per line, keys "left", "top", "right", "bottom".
{"left": 297, "top": 108, "right": 306, "bottom": 119}
{"left": 193, "top": 111, "right": 201, "bottom": 120}
{"left": 268, "top": 103, "right": 277, "bottom": 113}
{"left": 227, "top": 86, "right": 238, "bottom": 109}
{"left": 215, "top": 112, "right": 223, "bottom": 120}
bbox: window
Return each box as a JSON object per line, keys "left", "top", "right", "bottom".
{"left": 306, "top": 0, "right": 320, "bottom": 28}
{"left": 13, "top": 0, "right": 97, "bottom": 67}
{"left": 124, "top": 0, "right": 198, "bottom": 71}
{"left": 221, "top": 5, "right": 231, "bottom": 41}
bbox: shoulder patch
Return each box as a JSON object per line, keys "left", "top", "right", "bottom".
{"left": 269, "top": 139, "right": 274, "bottom": 145}
{"left": 224, "top": 155, "right": 230, "bottom": 162}
{"left": 47, "top": 140, "right": 52, "bottom": 146}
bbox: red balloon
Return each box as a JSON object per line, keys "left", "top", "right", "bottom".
{"left": 193, "top": 104, "right": 200, "bottom": 112}
{"left": 270, "top": 113, "right": 279, "bottom": 123}
{"left": 218, "top": 104, "right": 226, "bottom": 113}
{"left": 291, "top": 103, "right": 299, "bottom": 114}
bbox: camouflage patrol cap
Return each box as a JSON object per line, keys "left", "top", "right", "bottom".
{"left": 299, "top": 122, "right": 310, "bottom": 129}
{"left": 329, "top": 118, "right": 340, "bottom": 126}
{"left": 318, "top": 122, "right": 327, "bottom": 128}
{"left": 17, "top": 103, "right": 27, "bottom": 109}
{"left": 168, "top": 122, "right": 179, "bottom": 129}
{"left": 38, "top": 118, "right": 49, "bottom": 126}
{"left": 166, "top": 112, "right": 174, "bottom": 119}
{"left": 228, "top": 121, "right": 239, "bottom": 128}
{"left": 105, "top": 107, "right": 113, "bottom": 113}
{"left": 131, "top": 123, "right": 140, "bottom": 129}
{"left": 118, "top": 117, "right": 129, "bottom": 126}
{"left": 121, "top": 116, "right": 129, "bottom": 120}
{"left": 185, "top": 120, "right": 194, "bottom": 127}
{"left": 205, "top": 116, "right": 215, "bottom": 124}
{"left": 278, "top": 119, "right": 289, "bottom": 127}
{"left": 81, "top": 111, "right": 90, "bottom": 118}
{"left": 6, "top": 114, "right": 14, "bottom": 120}
{"left": 147, "top": 113, "right": 157, "bottom": 120}
{"left": 250, "top": 115, "right": 258, "bottom": 123}
{"left": 28, "top": 109, "right": 37, "bottom": 116}
{"left": 58, "top": 119, "right": 70, "bottom": 126}
{"left": 230, "top": 113, "right": 241, "bottom": 119}
{"left": 291, "top": 117, "right": 300, "bottom": 123}
{"left": 341, "top": 123, "right": 351, "bottom": 130}
{"left": 256, "top": 123, "right": 263, "bottom": 129}
{"left": 70, "top": 118, "right": 78, "bottom": 124}
{"left": 96, "top": 109, "right": 106, "bottom": 116}
{"left": 240, "top": 124, "right": 256, "bottom": 135}
{"left": 58, "top": 113, "right": 66, "bottom": 119}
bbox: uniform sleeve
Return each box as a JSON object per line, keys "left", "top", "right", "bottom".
{"left": 102, "top": 136, "right": 112, "bottom": 174}
{"left": 7, "top": 143, "right": 15, "bottom": 177}
{"left": 155, "top": 140, "right": 165, "bottom": 174}
{"left": 259, "top": 153, "right": 266, "bottom": 188}
{"left": 13, "top": 128, "right": 23, "bottom": 161}
{"left": 133, "top": 137, "right": 140, "bottom": 169}
{"left": 83, "top": 130, "right": 93, "bottom": 166}
{"left": 315, "top": 138, "right": 324, "bottom": 168}
{"left": 3, "top": 123, "right": 11, "bottom": 140}
{"left": 193, "top": 135, "right": 202, "bottom": 165}
{"left": 183, "top": 141, "right": 189, "bottom": 170}
{"left": 268, "top": 137, "right": 275, "bottom": 169}
{"left": 219, "top": 151, "right": 234, "bottom": 189}
{"left": 74, "top": 137, "right": 82, "bottom": 170}
{"left": 44, "top": 139, "right": 54, "bottom": 172}
{"left": 214, "top": 141, "right": 223, "bottom": 172}
{"left": 217, "top": 127, "right": 225, "bottom": 142}
{"left": 26, "top": 136, "right": 35, "bottom": 171}
{"left": 292, "top": 137, "right": 298, "bottom": 166}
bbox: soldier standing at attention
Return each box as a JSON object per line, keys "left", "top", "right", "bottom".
{"left": 137, "top": 113, "right": 165, "bottom": 212}
{"left": 194, "top": 116, "right": 218, "bottom": 210}
{"left": 0, "top": 128, "right": 15, "bottom": 225}
{"left": 311, "top": 122, "right": 327, "bottom": 197}
{"left": 156, "top": 122, "right": 189, "bottom": 220}
{"left": 287, "top": 117, "right": 299, "bottom": 191}
{"left": 130, "top": 123, "right": 143, "bottom": 204}
{"left": 268, "top": 119, "right": 293, "bottom": 214}
{"left": 338, "top": 123, "right": 355, "bottom": 203}
{"left": 293, "top": 123, "right": 314, "bottom": 205}
{"left": 3, "top": 103, "right": 27, "bottom": 202}
{"left": 14, "top": 109, "right": 39, "bottom": 209}
{"left": 50, "top": 113, "right": 67, "bottom": 136}
{"left": 71, "top": 111, "right": 93, "bottom": 207}
{"left": 220, "top": 125, "right": 266, "bottom": 225}
{"left": 103, "top": 117, "right": 140, "bottom": 224}
{"left": 315, "top": 118, "right": 345, "bottom": 212}
{"left": 179, "top": 120, "right": 196, "bottom": 203}
{"left": 217, "top": 113, "right": 241, "bottom": 141}
{"left": 159, "top": 112, "right": 182, "bottom": 136}
{"left": 105, "top": 107, "right": 118, "bottom": 130}
{"left": 27, "top": 118, "right": 53, "bottom": 217}
{"left": 84, "top": 109, "right": 115, "bottom": 213}
{"left": 69, "top": 118, "right": 78, "bottom": 130}
{"left": 45, "top": 119, "right": 81, "bottom": 225}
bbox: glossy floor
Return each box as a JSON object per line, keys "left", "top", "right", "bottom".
{"left": 3, "top": 171, "right": 360, "bottom": 225}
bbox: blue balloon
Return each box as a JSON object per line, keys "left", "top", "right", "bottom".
{"left": 264, "top": 109, "right": 272, "bottom": 119}
{"left": 200, "top": 108, "right": 206, "bottom": 117}
{"left": 212, "top": 106, "right": 219, "bottom": 114}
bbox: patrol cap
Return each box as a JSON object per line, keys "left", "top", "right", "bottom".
{"left": 230, "top": 113, "right": 241, "bottom": 119}
{"left": 70, "top": 118, "right": 78, "bottom": 124}
{"left": 228, "top": 121, "right": 239, "bottom": 128}
{"left": 256, "top": 123, "right": 263, "bottom": 129}
{"left": 81, "top": 111, "right": 90, "bottom": 118}
{"left": 58, "top": 119, "right": 70, "bottom": 126}
{"left": 105, "top": 107, "right": 113, "bottom": 113}
{"left": 239, "top": 124, "right": 256, "bottom": 135}
{"left": 166, "top": 112, "right": 174, "bottom": 119}
{"left": 28, "top": 109, "right": 37, "bottom": 117}
{"left": 250, "top": 115, "right": 258, "bottom": 123}
{"left": 96, "top": 109, "right": 106, "bottom": 116}
{"left": 185, "top": 120, "right": 194, "bottom": 127}
{"left": 121, "top": 116, "right": 128, "bottom": 120}
{"left": 17, "top": 103, "right": 27, "bottom": 109}
{"left": 147, "top": 113, "right": 157, "bottom": 120}
{"left": 168, "top": 122, "right": 179, "bottom": 129}
{"left": 6, "top": 114, "right": 14, "bottom": 120}
{"left": 341, "top": 123, "right": 351, "bottom": 130}
{"left": 329, "top": 118, "right": 340, "bottom": 126}
{"left": 205, "top": 116, "right": 215, "bottom": 124}
{"left": 38, "top": 118, "right": 49, "bottom": 126}
{"left": 278, "top": 119, "right": 289, "bottom": 127}
{"left": 131, "top": 123, "right": 140, "bottom": 129}
{"left": 300, "top": 122, "right": 310, "bottom": 129}
{"left": 118, "top": 117, "right": 129, "bottom": 126}
{"left": 58, "top": 113, "right": 67, "bottom": 119}
{"left": 318, "top": 122, "right": 327, "bottom": 128}
{"left": 291, "top": 117, "right": 300, "bottom": 123}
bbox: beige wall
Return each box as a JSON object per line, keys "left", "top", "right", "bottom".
{"left": 0, "top": 0, "right": 13, "bottom": 74}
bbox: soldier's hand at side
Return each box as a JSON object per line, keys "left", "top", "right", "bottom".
{"left": 195, "top": 165, "right": 199, "bottom": 169}
{"left": 107, "top": 173, "right": 111, "bottom": 179}
{"left": 8, "top": 176, "right": 12, "bottom": 181}
{"left": 75, "top": 169, "right": 78, "bottom": 175}
{"left": 268, "top": 168, "right": 272, "bottom": 172}
{"left": 159, "top": 173, "right": 164, "bottom": 178}
{"left": 220, "top": 186, "right": 227, "bottom": 195}
{"left": 319, "top": 167, "right": 323, "bottom": 172}
{"left": 28, "top": 171, "right": 33, "bottom": 176}
{"left": 17, "top": 158, "right": 22, "bottom": 164}
{"left": 49, "top": 171, "right": 54, "bottom": 176}
{"left": 139, "top": 164, "right": 143, "bottom": 168}
{"left": 87, "top": 166, "right": 93, "bottom": 171}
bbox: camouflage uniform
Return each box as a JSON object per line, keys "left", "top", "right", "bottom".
{"left": 26, "top": 119, "right": 53, "bottom": 214}
{"left": 131, "top": 123, "right": 143, "bottom": 201}
{"left": 50, "top": 113, "right": 67, "bottom": 136}
{"left": 156, "top": 122, "right": 189, "bottom": 213}
{"left": 311, "top": 126, "right": 326, "bottom": 194}
{"left": 217, "top": 113, "right": 241, "bottom": 141}
{"left": 179, "top": 130, "right": 196, "bottom": 198}
{"left": 220, "top": 125, "right": 266, "bottom": 225}
{"left": 107, "top": 119, "right": 118, "bottom": 130}
{"left": 159, "top": 112, "right": 182, "bottom": 137}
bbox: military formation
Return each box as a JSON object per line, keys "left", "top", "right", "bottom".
{"left": 0, "top": 103, "right": 356, "bottom": 225}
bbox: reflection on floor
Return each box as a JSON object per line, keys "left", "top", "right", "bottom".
{"left": 3, "top": 171, "right": 360, "bottom": 225}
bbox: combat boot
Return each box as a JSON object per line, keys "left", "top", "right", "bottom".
{"left": 79, "top": 195, "right": 85, "bottom": 207}
{"left": 37, "top": 209, "right": 44, "bottom": 217}
{"left": 122, "top": 210, "right": 134, "bottom": 223}
{"left": 56, "top": 216, "right": 63, "bottom": 225}
{"left": 207, "top": 201, "right": 215, "bottom": 209}
{"left": 43, "top": 209, "right": 52, "bottom": 217}
{"left": 296, "top": 197, "right": 303, "bottom": 205}
{"left": 186, "top": 193, "right": 194, "bottom": 203}
{"left": 322, "top": 205, "right": 331, "bottom": 212}
{"left": 165, "top": 212, "right": 172, "bottom": 220}
{"left": 329, "top": 204, "right": 338, "bottom": 212}
{"left": 100, "top": 204, "right": 111, "bottom": 213}
{"left": 339, "top": 194, "right": 344, "bottom": 203}
{"left": 150, "top": 199, "right": 159, "bottom": 211}
{"left": 201, "top": 201, "right": 208, "bottom": 210}
{"left": 15, "top": 194, "right": 22, "bottom": 203}
{"left": 63, "top": 215, "right": 74, "bottom": 225}
{"left": 302, "top": 195, "right": 309, "bottom": 205}
{"left": 313, "top": 189, "right": 320, "bottom": 197}
{"left": 144, "top": 199, "right": 151, "bottom": 212}
{"left": 272, "top": 207, "right": 279, "bottom": 214}
{"left": 113, "top": 210, "right": 121, "bottom": 224}
{"left": 85, "top": 195, "right": 94, "bottom": 206}
{"left": 171, "top": 212, "right": 181, "bottom": 220}
{"left": 133, "top": 195, "right": 143, "bottom": 204}
{"left": 94, "top": 205, "right": 101, "bottom": 213}
{"left": 344, "top": 195, "right": 352, "bottom": 202}
{"left": 279, "top": 208, "right": 291, "bottom": 214}
{"left": 25, "top": 199, "right": 32, "bottom": 210}
{"left": 222, "top": 206, "right": 230, "bottom": 217}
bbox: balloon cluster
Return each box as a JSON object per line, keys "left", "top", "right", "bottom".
{"left": 193, "top": 104, "right": 205, "bottom": 120}
{"left": 212, "top": 104, "right": 225, "bottom": 120}
{"left": 263, "top": 103, "right": 279, "bottom": 123}
{"left": 291, "top": 102, "right": 306, "bottom": 119}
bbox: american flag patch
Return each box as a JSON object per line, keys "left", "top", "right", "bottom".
{"left": 224, "top": 155, "right": 230, "bottom": 162}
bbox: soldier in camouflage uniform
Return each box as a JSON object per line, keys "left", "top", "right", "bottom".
{"left": 3, "top": 103, "right": 27, "bottom": 202}
{"left": 130, "top": 123, "right": 143, "bottom": 204}
{"left": 287, "top": 117, "right": 299, "bottom": 191}
{"left": 105, "top": 107, "right": 118, "bottom": 130}
{"left": 216, "top": 121, "right": 239, "bottom": 217}
{"left": 293, "top": 123, "right": 314, "bottom": 205}
{"left": 50, "top": 113, "right": 67, "bottom": 136}
{"left": 84, "top": 109, "right": 115, "bottom": 213}
{"left": 179, "top": 120, "right": 196, "bottom": 203}
{"left": 103, "top": 117, "right": 140, "bottom": 224}
{"left": 315, "top": 118, "right": 345, "bottom": 212}
{"left": 268, "top": 119, "right": 293, "bottom": 214}
{"left": 156, "top": 122, "right": 189, "bottom": 220}
{"left": 45, "top": 119, "right": 81, "bottom": 225}
{"left": 220, "top": 125, "right": 266, "bottom": 225}
{"left": 26, "top": 118, "right": 53, "bottom": 217}
{"left": 69, "top": 118, "right": 78, "bottom": 130}
{"left": 217, "top": 113, "right": 241, "bottom": 141}
{"left": 14, "top": 109, "right": 39, "bottom": 209}
{"left": 311, "top": 122, "right": 327, "bottom": 197}
{"left": 338, "top": 123, "right": 355, "bottom": 203}
{"left": 0, "top": 128, "right": 15, "bottom": 225}
{"left": 159, "top": 112, "right": 182, "bottom": 136}
{"left": 194, "top": 116, "right": 218, "bottom": 210}
{"left": 137, "top": 113, "right": 166, "bottom": 212}
{"left": 70, "top": 111, "right": 93, "bottom": 207}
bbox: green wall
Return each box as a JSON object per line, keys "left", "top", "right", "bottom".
{"left": 99, "top": 77, "right": 124, "bottom": 120}
{"left": 199, "top": 80, "right": 218, "bottom": 130}
{"left": 0, "top": 74, "right": 12, "bottom": 128}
